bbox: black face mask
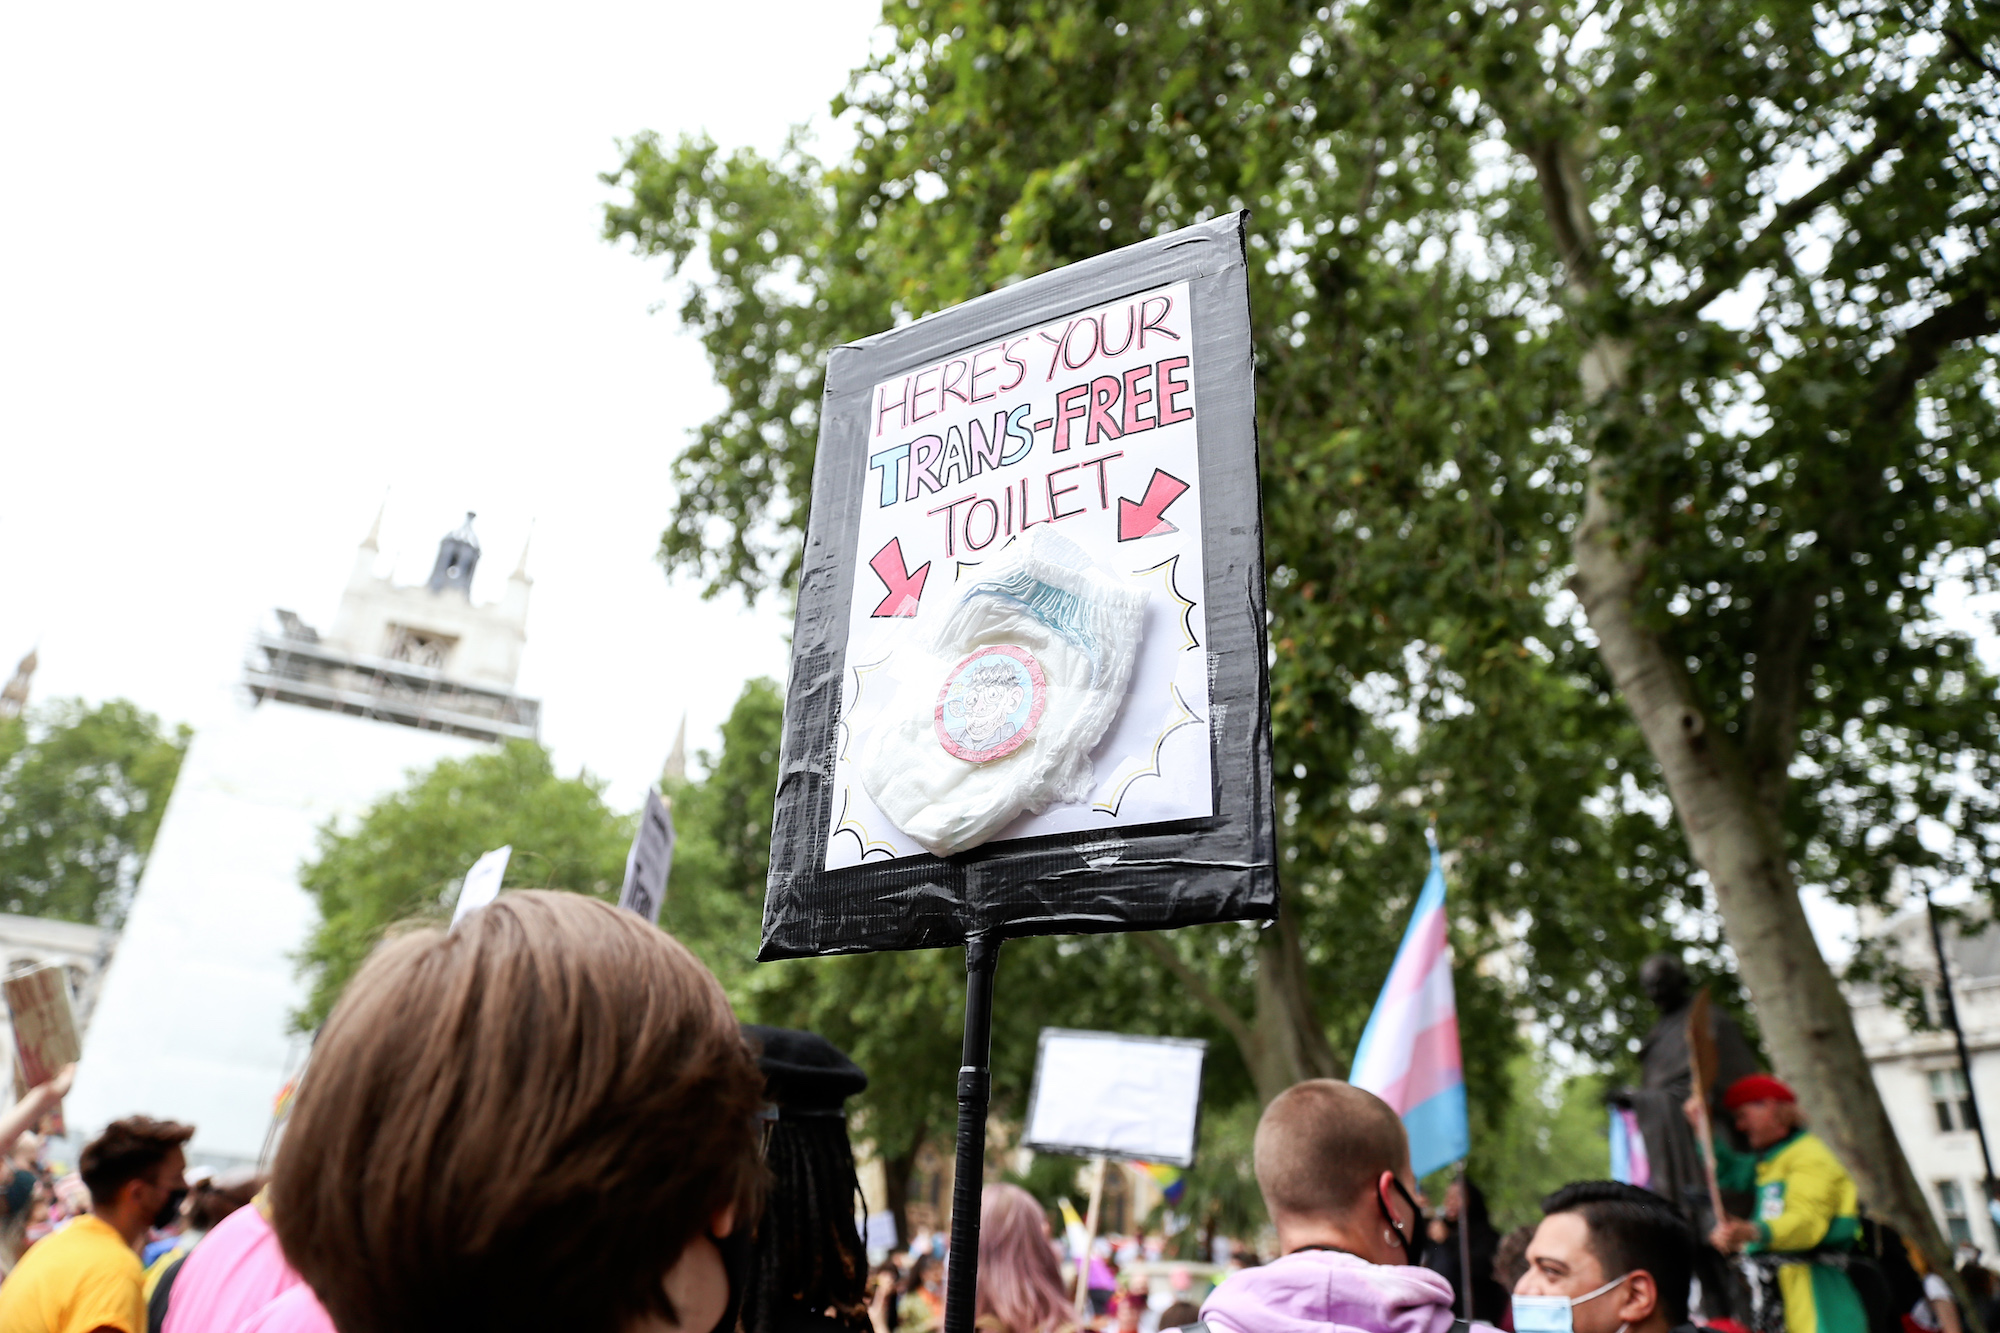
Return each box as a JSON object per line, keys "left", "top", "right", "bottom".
{"left": 1376, "top": 1176, "right": 1423, "bottom": 1267}
{"left": 709, "top": 1222, "right": 754, "bottom": 1333}
{"left": 152, "top": 1187, "right": 187, "bottom": 1230}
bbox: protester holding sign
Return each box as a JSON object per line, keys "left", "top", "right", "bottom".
{"left": 0, "top": 1063, "right": 74, "bottom": 1170}
{"left": 1690, "top": 1075, "right": 1867, "bottom": 1333}
{"left": 268, "top": 891, "right": 767, "bottom": 1333}
{"left": 1198, "top": 1080, "right": 1469, "bottom": 1333}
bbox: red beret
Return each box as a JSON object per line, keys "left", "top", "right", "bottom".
{"left": 1724, "top": 1073, "right": 1796, "bottom": 1110}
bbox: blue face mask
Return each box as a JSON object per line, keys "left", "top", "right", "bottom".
{"left": 1511, "top": 1273, "right": 1634, "bottom": 1333}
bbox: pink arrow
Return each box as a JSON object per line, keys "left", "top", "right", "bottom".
{"left": 1116, "top": 469, "right": 1190, "bottom": 541}
{"left": 868, "top": 537, "right": 930, "bottom": 617}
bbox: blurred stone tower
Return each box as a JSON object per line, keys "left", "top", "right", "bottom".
{"left": 70, "top": 510, "right": 539, "bottom": 1164}
{"left": 0, "top": 649, "right": 35, "bottom": 720}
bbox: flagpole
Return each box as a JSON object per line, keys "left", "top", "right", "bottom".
{"left": 1432, "top": 818, "right": 1472, "bottom": 1322}
{"left": 1455, "top": 1163, "right": 1473, "bottom": 1320}
{"left": 1074, "top": 1156, "right": 1107, "bottom": 1312}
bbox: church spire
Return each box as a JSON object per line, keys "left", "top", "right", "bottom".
{"left": 426, "top": 513, "right": 481, "bottom": 597}
{"left": 351, "top": 496, "right": 388, "bottom": 587}
{"left": 661, "top": 714, "right": 688, "bottom": 786}
{"left": 0, "top": 648, "right": 36, "bottom": 721}
{"left": 512, "top": 521, "right": 534, "bottom": 582}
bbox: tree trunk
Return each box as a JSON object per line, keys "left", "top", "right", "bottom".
{"left": 882, "top": 1142, "right": 919, "bottom": 1249}
{"left": 1512, "top": 74, "right": 1961, "bottom": 1275}
{"left": 1571, "top": 442, "right": 1956, "bottom": 1284}
{"left": 1249, "top": 907, "right": 1344, "bottom": 1100}
{"left": 1134, "top": 909, "right": 1342, "bottom": 1105}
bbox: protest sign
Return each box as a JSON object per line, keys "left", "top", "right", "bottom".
{"left": 6, "top": 963, "right": 81, "bottom": 1097}
{"left": 1023, "top": 1029, "right": 1206, "bottom": 1166}
{"left": 451, "top": 845, "right": 511, "bottom": 926}
{"left": 764, "top": 216, "right": 1273, "bottom": 1333}
{"left": 618, "top": 789, "right": 675, "bottom": 925}
{"left": 763, "top": 213, "right": 1277, "bottom": 959}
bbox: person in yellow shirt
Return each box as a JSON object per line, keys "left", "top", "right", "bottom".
{"left": 1698, "top": 1074, "right": 1867, "bottom": 1333}
{"left": 0, "top": 1115, "right": 193, "bottom": 1333}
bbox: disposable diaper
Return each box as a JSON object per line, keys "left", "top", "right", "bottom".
{"left": 858, "top": 526, "right": 1149, "bottom": 857}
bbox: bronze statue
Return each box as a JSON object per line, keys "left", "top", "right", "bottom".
{"left": 1620, "top": 953, "right": 1761, "bottom": 1225}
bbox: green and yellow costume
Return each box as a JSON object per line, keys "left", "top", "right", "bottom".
{"left": 1713, "top": 1129, "right": 1869, "bottom": 1333}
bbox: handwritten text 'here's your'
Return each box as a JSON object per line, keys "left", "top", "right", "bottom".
{"left": 866, "top": 288, "right": 1195, "bottom": 564}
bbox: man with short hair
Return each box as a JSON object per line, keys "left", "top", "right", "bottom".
{"left": 1516, "top": 1181, "right": 1698, "bottom": 1333}
{"left": 0, "top": 1116, "right": 192, "bottom": 1333}
{"left": 1200, "top": 1080, "right": 1466, "bottom": 1333}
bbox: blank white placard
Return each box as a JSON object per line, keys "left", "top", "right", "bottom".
{"left": 452, "top": 845, "right": 512, "bottom": 926}
{"left": 1022, "top": 1029, "right": 1206, "bottom": 1166}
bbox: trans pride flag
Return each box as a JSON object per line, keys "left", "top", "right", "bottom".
{"left": 1350, "top": 843, "right": 1469, "bottom": 1179}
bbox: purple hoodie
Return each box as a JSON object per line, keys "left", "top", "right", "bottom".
{"left": 1201, "top": 1250, "right": 1490, "bottom": 1333}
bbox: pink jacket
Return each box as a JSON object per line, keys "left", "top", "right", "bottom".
{"left": 160, "top": 1201, "right": 335, "bottom": 1333}
{"left": 1202, "top": 1250, "right": 1493, "bottom": 1333}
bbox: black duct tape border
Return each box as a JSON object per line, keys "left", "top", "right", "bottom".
{"left": 761, "top": 212, "right": 1277, "bottom": 960}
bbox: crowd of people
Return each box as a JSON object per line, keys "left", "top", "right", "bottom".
{"left": 0, "top": 892, "right": 1978, "bottom": 1333}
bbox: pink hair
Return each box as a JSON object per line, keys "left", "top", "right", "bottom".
{"left": 963, "top": 1183, "right": 1076, "bottom": 1333}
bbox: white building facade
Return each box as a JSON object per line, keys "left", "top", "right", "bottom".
{"left": 67, "top": 513, "right": 539, "bottom": 1166}
{"left": 1850, "top": 906, "right": 2000, "bottom": 1254}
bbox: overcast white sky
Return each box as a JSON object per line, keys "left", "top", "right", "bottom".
{"left": 0, "top": 0, "right": 882, "bottom": 808}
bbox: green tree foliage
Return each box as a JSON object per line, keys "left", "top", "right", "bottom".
{"left": 1474, "top": 1056, "right": 1611, "bottom": 1234}
{"left": 294, "top": 741, "right": 631, "bottom": 1029}
{"left": 600, "top": 0, "right": 1718, "bottom": 1116}
{"left": 0, "top": 698, "right": 189, "bottom": 925}
{"left": 605, "top": 0, "right": 1998, "bottom": 1262}
{"left": 658, "top": 676, "right": 787, "bottom": 996}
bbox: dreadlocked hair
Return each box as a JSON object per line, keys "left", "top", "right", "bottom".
{"left": 741, "top": 1112, "right": 871, "bottom": 1333}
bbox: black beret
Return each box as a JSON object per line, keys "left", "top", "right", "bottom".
{"left": 742, "top": 1024, "right": 868, "bottom": 1112}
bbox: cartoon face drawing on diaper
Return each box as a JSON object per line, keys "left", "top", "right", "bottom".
{"left": 934, "top": 644, "right": 1048, "bottom": 763}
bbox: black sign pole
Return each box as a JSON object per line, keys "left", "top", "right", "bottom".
{"left": 942, "top": 933, "right": 1002, "bottom": 1333}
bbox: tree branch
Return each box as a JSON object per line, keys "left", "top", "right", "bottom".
{"left": 1672, "top": 105, "right": 1916, "bottom": 320}
{"left": 1943, "top": 27, "right": 2000, "bottom": 81}
{"left": 1523, "top": 136, "right": 1601, "bottom": 288}
{"left": 1868, "top": 273, "right": 2000, "bottom": 424}
{"left": 1130, "top": 931, "right": 1259, "bottom": 1058}
{"left": 1744, "top": 579, "right": 1818, "bottom": 820}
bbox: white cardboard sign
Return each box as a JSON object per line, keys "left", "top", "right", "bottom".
{"left": 825, "top": 281, "right": 1214, "bottom": 867}
{"left": 1022, "top": 1028, "right": 1206, "bottom": 1166}
{"left": 451, "top": 845, "right": 511, "bottom": 926}
{"left": 5, "top": 963, "right": 80, "bottom": 1096}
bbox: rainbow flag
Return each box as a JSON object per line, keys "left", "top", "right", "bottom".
{"left": 1349, "top": 842, "right": 1468, "bottom": 1178}
{"left": 1136, "top": 1160, "right": 1186, "bottom": 1204}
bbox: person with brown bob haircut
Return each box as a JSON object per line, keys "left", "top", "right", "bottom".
{"left": 269, "top": 890, "right": 767, "bottom": 1333}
